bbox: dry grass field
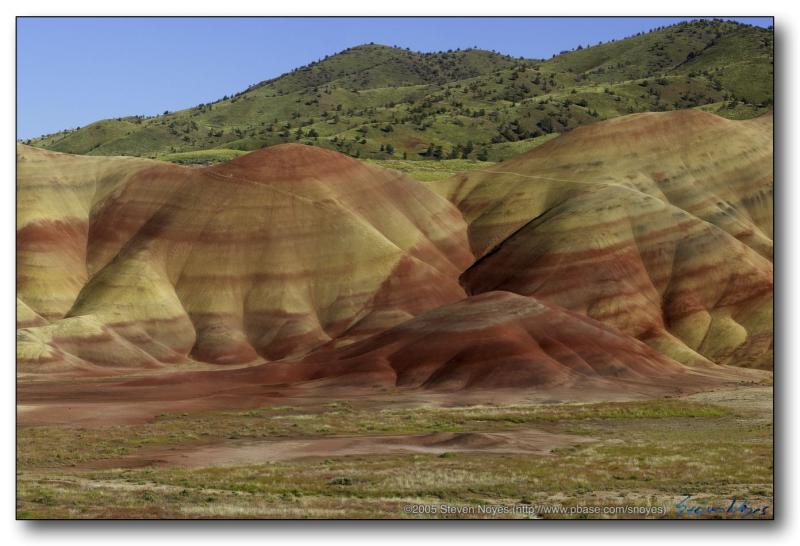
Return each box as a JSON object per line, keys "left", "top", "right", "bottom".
{"left": 17, "top": 383, "right": 772, "bottom": 519}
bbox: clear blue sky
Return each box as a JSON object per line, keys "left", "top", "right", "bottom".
{"left": 16, "top": 16, "right": 772, "bottom": 139}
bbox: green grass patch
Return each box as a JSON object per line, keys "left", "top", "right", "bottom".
{"left": 367, "top": 158, "right": 496, "bottom": 181}
{"left": 25, "top": 21, "right": 771, "bottom": 163}
{"left": 157, "top": 148, "right": 248, "bottom": 165}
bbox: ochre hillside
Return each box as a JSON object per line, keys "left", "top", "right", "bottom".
{"left": 16, "top": 109, "right": 773, "bottom": 393}
{"left": 17, "top": 143, "right": 472, "bottom": 373}
{"left": 434, "top": 110, "right": 773, "bottom": 369}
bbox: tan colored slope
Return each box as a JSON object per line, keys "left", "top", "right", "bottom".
{"left": 16, "top": 145, "right": 161, "bottom": 320}
{"left": 17, "top": 144, "right": 473, "bottom": 372}
{"left": 434, "top": 110, "right": 772, "bottom": 259}
{"left": 17, "top": 298, "right": 47, "bottom": 329}
{"left": 434, "top": 110, "right": 773, "bottom": 369}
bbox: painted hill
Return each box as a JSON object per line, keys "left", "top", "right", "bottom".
{"left": 17, "top": 143, "right": 472, "bottom": 373}
{"left": 434, "top": 109, "right": 773, "bottom": 369}
{"left": 26, "top": 19, "right": 772, "bottom": 164}
{"left": 279, "top": 291, "right": 693, "bottom": 390}
{"left": 124, "top": 291, "right": 698, "bottom": 395}
{"left": 16, "top": 109, "right": 773, "bottom": 392}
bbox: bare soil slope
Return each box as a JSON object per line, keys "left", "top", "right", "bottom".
{"left": 434, "top": 110, "right": 773, "bottom": 369}
{"left": 17, "top": 143, "right": 472, "bottom": 373}
{"left": 17, "top": 110, "right": 773, "bottom": 411}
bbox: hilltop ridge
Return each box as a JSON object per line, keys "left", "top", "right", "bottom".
{"left": 27, "top": 19, "right": 772, "bottom": 163}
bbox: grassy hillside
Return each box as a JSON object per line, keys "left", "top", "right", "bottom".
{"left": 367, "top": 158, "right": 497, "bottom": 181}
{"left": 26, "top": 19, "right": 773, "bottom": 163}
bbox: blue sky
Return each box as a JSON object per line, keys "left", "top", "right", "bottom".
{"left": 16, "top": 17, "right": 772, "bottom": 139}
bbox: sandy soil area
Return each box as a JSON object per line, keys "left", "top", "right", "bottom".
{"left": 81, "top": 428, "right": 594, "bottom": 470}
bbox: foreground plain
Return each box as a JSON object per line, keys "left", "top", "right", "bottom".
{"left": 17, "top": 381, "right": 772, "bottom": 519}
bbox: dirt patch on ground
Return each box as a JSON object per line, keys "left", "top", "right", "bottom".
{"left": 18, "top": 365, "right": 766, "bottom": 428}
{"left": 81, "top": 428, "right": 593, "bottom": 470}
{"left": 679, "top": 385, "right": 773, "bottom": 417}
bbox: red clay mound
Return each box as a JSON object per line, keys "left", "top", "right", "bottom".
{"left": 16, "top": 111, "right": 772, "bottom": 397}
{"left": 459, "top": 185, "right": 773, "bottom": 369}
{"left": 126, "top": 291, "right": 692, "bottom": 394}
{"left": 87, "top": 292, "right": 692, "bottom": 410}
{"left": 208, "top": 143, "right": 365, "bottom": 183}
{"left": 18, "top": 291, "right": 743, "bottom": 426}
{"left": 434, "top": 110, "right": 773, "bottom": 369}
{"left": 290, "top": 291, "right": 691, "bottom": 390}
{"left": 17, "top": 143, "right": 472, "bottom": 373}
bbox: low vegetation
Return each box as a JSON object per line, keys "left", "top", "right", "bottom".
{"left": 25, "top": 20, "right": 772, "bottom": 163}
{"left": 17, "top": 391, "right": 772, "bottom": 519}
{"left": 367, "top": 158, "right": 497, "bottom": 181}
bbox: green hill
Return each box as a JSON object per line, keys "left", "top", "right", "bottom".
{"left": 26, "top": 19, "right": 773, "bottom": 164}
